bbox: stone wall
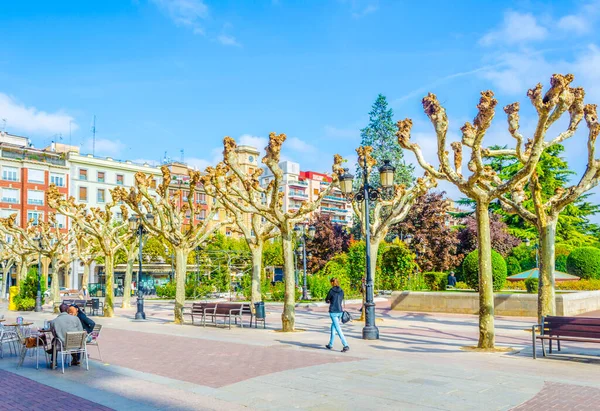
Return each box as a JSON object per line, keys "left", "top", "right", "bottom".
{"left": 390, "top": 290, "right": 600, "bottom": 317}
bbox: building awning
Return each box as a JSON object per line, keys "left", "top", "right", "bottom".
{"left": 507, "top": 268, "right": 580, "bottom": 282}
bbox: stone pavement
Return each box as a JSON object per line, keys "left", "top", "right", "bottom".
{"left": 1, "top": 299, "right": 600, "bottom": 410}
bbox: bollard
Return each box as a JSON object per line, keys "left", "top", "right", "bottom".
{"left": 8, "top": 286, "right": 19, "bottom": 311}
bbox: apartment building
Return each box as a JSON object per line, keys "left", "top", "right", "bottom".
{"left": 260, "top": 160, "right": 352, "bottom": 225}
{"left": 0, "top": 132, "right": 70, "bottom": 229}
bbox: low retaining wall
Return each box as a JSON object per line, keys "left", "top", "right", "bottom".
{"left": 390, "top": 290, "right": 600, "bottom": 317}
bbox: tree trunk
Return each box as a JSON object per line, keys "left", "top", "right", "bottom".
{"left": 122, "top": 244, "right": 136, "bottom": 309}
{"left": 173, "top": 247, "right": 190, "bottom": 324}
{"left": 18, "top": 261, "right": 28, "bottom": 286}
{"left": 475, "top": 200, "right": 495, "bottom": 349}
{"left": 104, "top": 253, "right": 115, "bottom": 317}
{"left": 50, "top": 256, "right": 60, "bottom": 312}
{"left": 81, "top": 262, "right": 91, "bottom": 291}
{"left": 250, "top": 245, "right": 263, "bottom": 305}
{"left": 42, "top": 257, "right": 50, "bottom": 289}
{"left": 538, "top": 219, "right": 557, "bottom": 322}
{"left": 0, "top": 261, "right": 13, "bottom": 299}
{"left": 281, "top": 228, "right": 296, "bottom": 332}
{"left": 368, "top": 235, "right": 382, "bottom": 287}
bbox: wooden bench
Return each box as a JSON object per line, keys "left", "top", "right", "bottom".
{"left": 63, "top": 299, "right": 87, "bottom": 312}
{"left": 182, "top": 302, "right": 216, "bottom": 325}
{"left": 532, "top": 316, "right": 600, "bottom": 359}
{"left": 204, "top": 303, "right": 245, "bottom": 329}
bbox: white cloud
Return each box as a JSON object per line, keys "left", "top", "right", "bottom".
{"left": 558, "top": 15, "right": 589, "bottom": 35}
{"left": 0, "top": 93, "right": 78, "bottom": 135}
{"left": 217, "top": 34, "right": 241, "bottom": 47}
{"left": 238, "top": 134, "right": 267, "bottom": 150}
{"left": 82, "top": 138, "right": 125, "bottom": 157}
{"left": 340, "top": 0, "right": 379, "bottom": 18}
{"left": 479, "top": 11, "right": 548, "bottom": 46}
{"left": 286, "top": 136, "right": 316, "bottom": 153}
{"left": 151, "top": 0, "right": 208, "bottom": 34}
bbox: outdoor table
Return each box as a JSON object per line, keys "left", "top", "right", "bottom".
{"left": 4, "top": 322, "right": 33, "bottom": 327}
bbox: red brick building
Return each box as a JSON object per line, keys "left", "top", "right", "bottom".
{"left": 0, "top": 132, "right": 70, "bottom": 229}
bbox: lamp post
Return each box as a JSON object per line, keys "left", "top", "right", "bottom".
{"left": 33, "top": 235, "right": 43, "bottom": 312}
{"left": 129, "top": 213, "right": 154, "bottom": 320}
{"left": 338, "top": 158, "right": 396, "bottom": 340}
{"left": 524, "top": 238, "right": 539, "bottom": 269}
{"left": 294, "top": 224, "right": 316, "bottom": 301}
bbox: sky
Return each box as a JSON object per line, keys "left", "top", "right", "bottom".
{"left": 1, "top": 0, "right": 600, "bottom": 213}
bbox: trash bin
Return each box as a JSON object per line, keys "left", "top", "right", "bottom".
{"left": 91, "top": 298, "right": 100, "bottom": 316}
{"left": 8, "top": 286, "right": 19, "bottom": 311}
{"left": 253, "top": 302, "right": 266, "bottom": 329}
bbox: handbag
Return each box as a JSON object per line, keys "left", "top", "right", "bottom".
{"left": 341, "top": 310, "right": 352, "bottom": 324}
{"left": 341, "top": 296, "right": 352, "bottom": 324}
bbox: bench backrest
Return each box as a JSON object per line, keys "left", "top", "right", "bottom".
{"left": 191, "top": 302, "right": 217, "bottom": 312}
{"left": 240, "top": 303, "right": 252, "bottom": 315}
{"left": 214, "top": 303, "right": 243, "bottom": 314}
{"left": 543, "top": 316, "right": 600, "bottom": 339}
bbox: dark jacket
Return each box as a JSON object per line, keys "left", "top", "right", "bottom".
{"left": 325, "top": 286, "right": 344, "bottom": 313}
{"left": 73, "top": 305, "right": 95, "bottom": 334}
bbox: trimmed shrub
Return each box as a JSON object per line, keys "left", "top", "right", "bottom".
{"left": 556, "top": 279, "right": 600, "bottom": 291}
{"left": 13, "top": 295, "right": 36, "bottom": 311}
{"left": 379, "top": 243, "right": 417, "bottom": 290}
{"left": 506, "top": 257, "right": 521, "bottom": 276}
{"left": 566, "top": 247, "right": 600, "bottom": 280}
{"left": 455, "top": 281, "right": 469, "bottom": 290}
{"left": 156, "top": 282, "right": 176, "bottom": 298}
{"left": 462, "top": 249, "right": 507, "bottom": 291}
{"left": 269, "top": 282, "right": 301, "bottom": 302}
{"left": 504, "top": 280, "right": 526, "bottom": 291}
{"left": 525, "top": 277, "right": 538, "bottom": 293}
{"left": 555, "top": 254, "right": 568, "bottom": 272}
{"left": 307, "top": 275, "right": 331, "bottom": 300}
{"left": 423, "top": 272, "right": 448, "bottom": 291}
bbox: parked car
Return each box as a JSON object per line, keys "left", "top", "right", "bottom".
{"left": 44, "top": 287, "right": 70, "bottom": 297}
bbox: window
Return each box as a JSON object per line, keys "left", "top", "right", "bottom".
{"left": 79, "top": 169, "right": 88, "bottom": 180}
{"left": 1, "top": 188, "right": 19, "bottom": 204}
{"left": 1, "top": 209, "right": 18, "bottom": 219}
{"left": 115, "top": 212, "right": 123, "bottom": 221}
{"left": 54, "top": 214, "right": 66, "bottom": 228}
{"left": 27, "top": 190, "right": 44, "bottom": 205}
{"left": 5, "top": 234, "right": 13, "bottom": 244}
{"left": 116, "top": 174, "right": 124, "bottom": 185}
{"left": 97, "top": 171, "right": 105, "bottom": 183}
{"left": 226, "top": 229, "right": 231, "bottom": 237}
{"left": 79, "top": 187, "right": 88, "bottom": 201}
{"left": 27, "top": 211, "right": 43, "bottom": 226}
{"left": 196, "top": 193, "right": 206, "bottom": 204}
{"left": 2, "top": 166, "right": 18, "bottom": 182}
{"left": 97, "top": 189, "right": 105, "bottom": 203}
{"left": 199, "top": 210, "right": 206, "bottom": 220}
{"left": 182, "top": 191, "right": 189, "bottom": 202}
{"left": 50, "top": 173, "right": 65, "bottom": 187}
{"left": 28, "top": 169, "right": 45, "bottom": 183}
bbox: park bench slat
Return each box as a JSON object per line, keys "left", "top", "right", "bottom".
{"left": 532, "top": 316, "right": 600, "bottom": 359}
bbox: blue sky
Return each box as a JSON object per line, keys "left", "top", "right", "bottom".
{"left": 1, "top": 0, "right": 600, "bottom": 206}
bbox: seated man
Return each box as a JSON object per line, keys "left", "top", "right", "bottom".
{"left": 50, "top": 303, "right": 84, "bottom": 366}
{"left": 447, "top": 271, "right": 457, "bottom": 288}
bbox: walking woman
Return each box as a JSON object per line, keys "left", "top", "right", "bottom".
{"left": 325, "top": 278, "right": 349, "bottom": 352}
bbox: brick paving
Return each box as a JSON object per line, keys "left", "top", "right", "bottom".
{"left": 99, "top": 327, "right": 357, "bottom": 387}
{"left": 512, "top": 381, "right": 600, "bottom": 410}
{"left": 0, "top": 369, "right": 113, "bottom": 411}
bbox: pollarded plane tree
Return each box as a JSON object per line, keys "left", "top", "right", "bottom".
{"left": 491, "top": 87, "right": 597, "bottom": 320}
{"left": 74, "top": 231, "right": 99, "bottom": 293}
{"left": 0, "top": 226, "right": 34, "bottom": 288}
{"left": 201, "top": 168, "right": 278, "bottom": 305}
{"left": 207, "top": 133, "right": 342, "bottom": 331}
{"left": 397, "top": 74, "right": 578, "bottom": 349}
{"left": 48, "top": 185, "right": 130, "bottom": 317}
{"left": 0, "top": 213, "right": 72, "bottom": 307}
{"left": 113, "top": 166, "right": 228, "bottom": 324}
{"left": 0, "top": 245, "right": 16, "bottom": 298}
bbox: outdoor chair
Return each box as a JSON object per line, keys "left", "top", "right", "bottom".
{"left": 0, "top": 323, "right": 19, "bottom": 358}
{"left": 57, "top": 331, "right": 89, "bottom": 374}
{"left": 16, "top": 328, "right": 48, "bottom": 370}
{"left": 86, "top": 324, "right": 103, "bottom": 361}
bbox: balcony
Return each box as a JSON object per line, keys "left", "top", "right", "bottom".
{"left": 322, "top": 206, "right": 348, "bottom": 213}
{"left": 289, "top": 192, "right": 308, "bottom": 199}
{"left": 1, "top": 149, "right": 66, "bottom": 166}
{"left": 27, "top": 199, "right": 44, "bottom": 206}
{"left": 2, "top": 198, "right": 18, "bottom": 204}
{"left": 288, "top": 180, "right": 308, "bottom": 187}
{"left": 332, "top": 218, "right": 347, "bottom": 224}
{"left": 325, "top": 195, "right": 346, "bottom": 202}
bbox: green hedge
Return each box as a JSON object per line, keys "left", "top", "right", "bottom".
{"left": 566, "top": 247, "right": 600, "bottom": 280}
{"left": 423, "top": 272, "right": 448, "bottom": 291}
{"left": 462, "top": 249, "right": 507, "bottom": 291}
{"left": 525, "top": 277, "right": 538, "bottom": 293}
{"left": 506, "top": 257, "right": 521, "bottom": 276}
{"left": 307, "top": 275, "right": 331, "bottom": 300}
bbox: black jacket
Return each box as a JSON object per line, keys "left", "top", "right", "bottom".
{"left": 73, "top": 305, "right": 95, "bottom": 334}
{"left": 325, "top": 286, "right": 344, "bottom": 313}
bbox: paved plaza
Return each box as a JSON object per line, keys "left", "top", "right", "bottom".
{"left": 1, "top": 300, "right": 600, "bottom": 410}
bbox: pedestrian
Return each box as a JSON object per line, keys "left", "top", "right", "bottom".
{"left": 447, "top": 271, "right": 457, "bottom": 288}
{"left": 325, "top": 277, "right": 349, "bottom": 352}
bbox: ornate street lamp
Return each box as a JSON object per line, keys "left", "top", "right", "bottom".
{"left": 294, "top": 224, "right": 316, "bottom": 301}
{"left": 338, "top": 157, "right": 396, "bottom": 340}
{"left": 33, "top": 235, "right": 43, "bottom": 312}
{"left": 129, "top": 213, "right": 154, "bottom": 320}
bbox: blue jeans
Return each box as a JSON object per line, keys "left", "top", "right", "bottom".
{"left": 329, "top": 312, "right": 348, "bottom": 347}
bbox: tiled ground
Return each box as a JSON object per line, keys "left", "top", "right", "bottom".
{"left": 512, "top": 381, "right": 600, "bottom": 410}
{"left": 0, "top": 369, "right": 113, "bottom": 411}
